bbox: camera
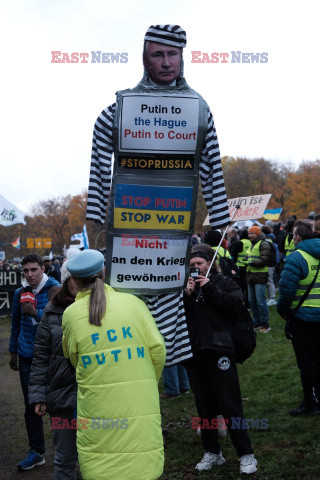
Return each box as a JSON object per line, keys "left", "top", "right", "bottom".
{"left": 190, "top": 267, "right": 200, "bottom": 279}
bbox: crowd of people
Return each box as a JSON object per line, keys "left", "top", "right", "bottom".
{"left": 4, "top": 211, "right": 320, "bottom": 478}
{"left": 3, "top": 18, "right": 320, "bottom": 480}
{"left": 0, "top": 256, "right": 62, "bottom": 281}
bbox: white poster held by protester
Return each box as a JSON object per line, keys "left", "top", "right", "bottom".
{"left": 203, "top": 194, "right": 271, "bottom": 225}
{"left": 0, "top": 194, "right": 26, "bottom": 226}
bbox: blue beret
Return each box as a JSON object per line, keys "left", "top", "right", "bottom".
{"left": 66, "top": 249, "right": 104, "bottom": 278}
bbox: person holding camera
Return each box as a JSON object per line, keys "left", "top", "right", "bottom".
{"left": 183, "top": 245, "right": 257, "bottom": 475}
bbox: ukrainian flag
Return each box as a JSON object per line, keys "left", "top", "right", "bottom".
{"left": 263, "top": 208, "right": 282, "bottom": 220}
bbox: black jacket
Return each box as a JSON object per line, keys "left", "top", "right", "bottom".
{"left": 246, "top": 233, "right": 271, "bottom": 285}
{"left": 28, "top": 302, "right": 77, "bottom": 413}
{"left": 183, "top": 273, "right": 243, "bottom": 356}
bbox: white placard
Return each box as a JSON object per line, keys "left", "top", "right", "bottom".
{"left": 110, "top": 236, "right": 189, "bottom": 290}
{"left": 119, "top": 94, "right": 199, "bottom": 154}
{"left": 228, "top": 194, "right": 271, "bottom": 221}
{"left": 203, "top": 194, "right": 271, "bottom": 225}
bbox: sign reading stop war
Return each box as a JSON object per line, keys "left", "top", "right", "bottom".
{"left": 114, "top": 184, "right": 193, "bottom": 231}
{"left": 228, "top": 194, "right": 271, "bottom": 221}
{"left": 110, "top": 235, "right": 188, "bottom": 292}
{"left": 119, "top": 94, "right": 199, "bottom": 154}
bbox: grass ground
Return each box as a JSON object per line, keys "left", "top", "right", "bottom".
{"left": 1, "top": 306, "right": 320, "bottom": 479}
{"left": 158, "top": 305, "right": 320, "bottom": 480}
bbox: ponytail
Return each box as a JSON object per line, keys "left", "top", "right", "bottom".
{"left": 77, "top": 271, "right": 106, "bottom": 326}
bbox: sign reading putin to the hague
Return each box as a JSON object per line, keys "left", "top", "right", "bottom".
{"left": 106, "top": 90, "right": 206, "bottom": 295}
{"left": 119, "top": 94, "right": 199, "bottom": 154}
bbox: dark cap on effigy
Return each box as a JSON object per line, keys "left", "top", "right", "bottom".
{"left": 144, "top": 25, "right": 187, "bottom": 48}
{"left": 66, "top": 249, "right": 104, "bottom": 278}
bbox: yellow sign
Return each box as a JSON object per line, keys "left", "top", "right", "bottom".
{"left": 114, "top": 208, "right": 190, "bottom": 230}
{"left": 27, "top": 238, "right": 52, "bottom": 248}
{"left": 43, "top": 238, "right": 52, "bottom": 248}
{"left": 35, "top": 238, "right": 43, "bottom": 248}
{"left": 27, "top": 238, "right": 34, "bottom": 249}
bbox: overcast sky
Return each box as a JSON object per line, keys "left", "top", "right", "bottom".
{"left": 1, "top": 0, "right": 319, "bottom": 214}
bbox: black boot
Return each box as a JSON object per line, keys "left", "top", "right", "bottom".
{"left": 289, "top": 401, "right": 320, "bottom": 416}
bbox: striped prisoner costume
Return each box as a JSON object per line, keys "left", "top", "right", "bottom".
{"left": 86, "top": 101, "right": 230, "bottom": 365}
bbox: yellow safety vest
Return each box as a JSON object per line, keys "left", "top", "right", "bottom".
{"left": 291, "top": 250, "right": 320, "bottom": 309}
{"left": 247, "top": 240, "right": 268, "bottom": 273}
{"left": 236, "top": 239, "right": 251, "bottom": 267}
{"left": 285, "top": 235, "right": 295, "bottom": 257}
{"left": 211, "top": 246, "right": 232, "bottom": 260}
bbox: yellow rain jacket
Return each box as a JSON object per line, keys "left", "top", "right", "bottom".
{"left": 62, "top": 284, "right": 166, "bottom": 480}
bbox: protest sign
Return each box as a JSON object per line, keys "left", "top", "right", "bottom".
{"left": 0, "top": 270, "right": 22, "bottom": 315}
{"left": 119, "top": 94, "right": 199, "bottom": 154}
{"left": 107, "top": 234, "right": 189, "bottom": 293}
{"left": 203, "top": 194, "right": 271, "bottom": 225}
{"left": 106, "top": 88, "right": 207, "bottom": 294}
{"left": 113, "top": 183, "right": 192, "bottom": 231}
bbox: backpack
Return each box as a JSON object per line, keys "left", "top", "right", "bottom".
{"left": 231, "top": 305, "right": 256, "bottom": 364}
{"left": 266, "top": 240, "right": 280, "bottom": 267}
{"left": 219, "top": 256, "right": 240, "bottom": 283}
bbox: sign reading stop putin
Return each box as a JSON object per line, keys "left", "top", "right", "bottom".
{"left": 119, "top": 94, "right": 199, "bottom": 154}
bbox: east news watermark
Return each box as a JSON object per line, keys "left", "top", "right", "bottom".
{"left": 51, "top": 416, "right": 268, "bottom": 430}
{"left": 51, "top": 417, "right": 128, "bottom": 429}
{"left": 191, "top": 51, "right": 268, "bottom": 63}
{"left": 50, "top": 50, "right": 268, "bottom": 64}
{"left": 192, "top": 417, "right": 269, "bottom": 430}
{"left": 51, "top": 51, "right": 128, "bottom": 63}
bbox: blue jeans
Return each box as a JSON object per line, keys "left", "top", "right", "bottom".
{"left": 247, "top": 283, "right": 269, "bottom": 328}
{"left": 19, "top": 356, "right": 45, "bottom": 455}
{"left": 163, "top": 364, "right": 189, "bottom": 396}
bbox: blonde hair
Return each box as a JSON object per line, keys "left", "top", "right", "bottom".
{"left": 76, "top": 271, "right": 106, "bottom": 326}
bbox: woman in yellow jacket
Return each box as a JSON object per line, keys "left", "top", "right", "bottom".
{"left": 62, "top": 249, "right": 166, "bottom": 480}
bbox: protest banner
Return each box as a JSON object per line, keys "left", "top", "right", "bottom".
{"left": 119, "top": 94, "right": 199, "bottom": 154}
{"left": 0, "top": 270, "right": 23, "bottom": 316}
{"left": 106, "top": 90, "right": 207, "bottom": 294}
{"left": 203, "top": 194, "right": 271, "bottom": 225}
{"left": 113, "top": 183, "right": 193, "bottom": 231}
{"left": 109, "top": 235, "right": 189, "bottom": 293}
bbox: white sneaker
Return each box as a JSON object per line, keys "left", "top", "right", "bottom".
{"left": 267, "top": 299, "right": 277, "bottom": 306}
{"left": 239, "top": 454, "right": 257, "bottom": 474}
{"left": 195, "top": 451, "right": 226, "bottom": 471}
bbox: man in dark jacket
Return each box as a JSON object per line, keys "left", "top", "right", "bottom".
{"left": 43, "top": 255, "right": 61, "bottom": 282}
{"left": 183, "top": 245, "right": 257, "bottom": 475}
{"left": 227, "top": 228, "right": 243, "bottom": 263}
{"left": 246, "top": 226, "right": 271, "bottom": 333}
{"left": 277, "top": 221, "right": 320, "bottom": 416}
{"left": 9, "top": 253, "right": 60, "bottom": 470}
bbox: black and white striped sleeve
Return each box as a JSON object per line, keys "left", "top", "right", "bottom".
{"left": 86, "top": 103, "right": 116, "bottom": 224}
{"left": 200, "top": 109, "right": 230, "bottom": 228}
